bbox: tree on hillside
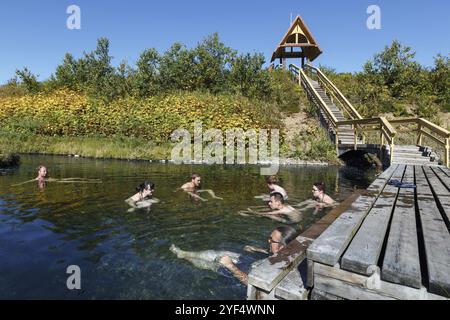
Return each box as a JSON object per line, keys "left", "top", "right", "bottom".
{"left": 15, "top": 67, "right": 40, "bottom": 94}
{"left": 363, "top": 40, "right": 424, "bottom": 98}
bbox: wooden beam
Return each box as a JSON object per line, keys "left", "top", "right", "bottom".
{"left": 341, "top": 165, "right": 405, "bottom": 275}
{"left": 382, "top": 165, "right": 422, "bottom": 289}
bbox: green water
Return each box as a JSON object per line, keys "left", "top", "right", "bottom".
{"left": 0, "top": 155, "right": 376, "bottom": 299}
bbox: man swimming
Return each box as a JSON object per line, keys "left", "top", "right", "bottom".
{"left": 169, "top": 226, "right": 298, "bottom": 285}
{"left": 242, "top": 192, "right": 302, "bottom": 223}
{"left": 180, "top": 173, "right": 223, "bottom": 201}
{"left": 219, "top": 226, "right": 298, "bottom": 285}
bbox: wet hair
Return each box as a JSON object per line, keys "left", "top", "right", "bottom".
{"left": 191, "top": 173, "right": 201, "bottom": 181}
{"left": 314, "top": 182, "right": 326, "bottom": 193}
{"left": 270, "top": 192, "right": 285, "bottom": 204}
{"left": 37, "top": 165, "right": 48, "bottom": 177}
{"left": 266, "top": 175, "right": 280, "bottom": 185}
{"left": 274, "top": 226, "right": 298, "bottom": 246}
{"left": 136, "top": 181, "right": 155, "bottom": 193}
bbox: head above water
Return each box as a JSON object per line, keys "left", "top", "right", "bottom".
{"left": 37, "top": 165, "right": 48, "bottom": 179}
{"left": 266, "top": 175, "right": 280, "bottom": 186}
{"left": 191, "top": 173, "right": 202, "bottom": 187}
{"left": 136, "top": 181, "right": 155, "bottom": 196}
{"left": 268, "top": 192, "right": 284, "bottom": 210}
{"left": 312, "top": 182, "right": 326, "bottom": 197}
{"left": 268, "top": 226, "right": 298, "bottom": 254}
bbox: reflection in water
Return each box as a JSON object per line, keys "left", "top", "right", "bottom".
{"left": 0, "top": 155, "right": 376, "bottom": 299}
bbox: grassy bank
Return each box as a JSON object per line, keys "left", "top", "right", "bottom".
{"left": 0, "top": 131, "right": 172, "bottom": 161}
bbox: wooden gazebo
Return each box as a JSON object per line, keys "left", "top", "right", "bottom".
{"left": 271, "top": 15, "right": 322, "bottom": 68}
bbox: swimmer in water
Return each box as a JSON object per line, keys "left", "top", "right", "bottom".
{"left": 125, "top": 181, "right": 159, "bottom": 211}
{"left": 179, "top": 173, "right": 223, "bottom": 202}
{"left": 294, "top": 182, "right": 335, "bottom": 211}
{"left": 11, "top": 165, "right": 102, "bottom": 188}
{"left": 255, "top": 175, "right": 288, "bottom": 202}
{"left": 242, "top": 192, "right": 302, "bottom": 224}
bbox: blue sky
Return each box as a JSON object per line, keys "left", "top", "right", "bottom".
{"left": 0, "top": 0, "right": 449, "bottom": 84}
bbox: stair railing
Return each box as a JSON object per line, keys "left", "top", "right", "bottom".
{"left": 289, "top": 64, "right": 450, "bottom": 167}
{"left": 290, "top": 64, "right": 341, "bottom": 152}
{"left": 388, "top": 118, "right": 450, "bottom": 167}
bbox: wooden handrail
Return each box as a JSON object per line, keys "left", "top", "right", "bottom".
{"left": 290, "top": 64, "right": 339, "bottom": 128}
{"left": 305, "top": 64, "right": 363, "bottom": 120}
{"left": 289, "top": 63, "right": 449, "bottom": 167}
{"left": 418, "top": 118, "right": 450, "bottom": 138}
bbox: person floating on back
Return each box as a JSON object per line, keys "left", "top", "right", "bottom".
{"left": 219, "top": 226, "right": 299, "bottom": 285}
{"left": 11, "top": 164, "right": 102, "bottom": 188}
{"left": 179, "top": 173, "right": 223, "bottom": 202}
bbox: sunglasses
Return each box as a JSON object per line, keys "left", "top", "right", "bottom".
{"left": 268, "top": 238, "right": 282, "bottom": 244}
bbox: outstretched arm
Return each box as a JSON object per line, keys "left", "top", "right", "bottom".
{"left": 11, "top": 179, "right": 36, "bottom": 187}
{"left": 197, "top": 189, "right": 223, "bottom": 200}
{"left": 187, "top": 192, "right": 208, "bottom": 202}
{"left": 244, "top": 245, "right": 269, "bottom": 254}
{"left": 219, "top": 256, "right": 248, "bottom": 285}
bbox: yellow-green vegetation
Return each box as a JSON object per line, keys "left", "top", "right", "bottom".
{"left": 0, "top": 89, "right": 278, "bottom": 142}
{"left": 0, "top": 37, "right": 447, "bottom": 164}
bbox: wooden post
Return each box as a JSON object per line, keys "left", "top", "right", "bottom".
{"left": 354, "top": 126, "right": 358, "bottom": 150}
{"left": 417, "top": 123, "right": 423, "bottom": 146}
{"left": 380, "top": 132, "right": 384, "bottom": 147}
{"left": 301, "top": 57, "right": 305, "bottom": 68}
{"left": 335, "top": 128, "right": 340, "bottom": 155}
{"left": 445, "top": 138, "right": 449, "bottom": 168}
{"left": 390, "top": 139, "right": 395, "bottom": 165}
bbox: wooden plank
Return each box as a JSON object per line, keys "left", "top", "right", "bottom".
{"left": 310, "top": 288, "right": 345, "bottom": 300}
{"left": 438, "top": 166, "right": 450, "bottom": 178}
{"left": 416, "top": 166, "right": 450, "bottom": 297}
{"left": 307, "top": 165, "right": 399, "bottom": 266}
{"left": 424, "top": 166, "right": 450, "bottom": 196}
{"left": 341, "top": 165, "right": 406, "bottom": 275}
{"left": 314, "top": 263, "right": 447, "bottom": 300}
{"left": 247, "top": 236, "right": 312, "bottom": 292}
{"left": 431, "top": 166, "right": 450, "bottom": 190}
{"left": 423, "top": 166, "right": 450, "bottom": 227}
{"left": 274, "top": 268, "right": 308, "bottom": 300}
{"left": 382, "top": 165, "right": 422, "bottom": 289}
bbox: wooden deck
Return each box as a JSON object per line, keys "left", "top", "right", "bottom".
{"left": 307, "top": 164, "right": 450, "bottom": 300}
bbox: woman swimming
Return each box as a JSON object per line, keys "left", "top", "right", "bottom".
{"left": 125, "top": 181, "right": 159, "bottom": 211}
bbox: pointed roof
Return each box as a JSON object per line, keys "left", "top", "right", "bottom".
{"left": 271, "top": 15, "right": 322, "bottom": 63}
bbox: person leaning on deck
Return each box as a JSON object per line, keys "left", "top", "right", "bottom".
{"left": 219, "top": 226, "right": 298, "bottom": 285}
{"left": 312, "top": 182, "right": 334, "bottom": 207}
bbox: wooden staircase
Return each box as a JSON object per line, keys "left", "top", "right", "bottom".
{"left": 289, "top": 63, "right": 450, "bottom": 167}
{"left": 309, "top": 79, "right": 362, "bottom": 145}
{"left": 390, "top": 145, "right": 440, "bottom": 166}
